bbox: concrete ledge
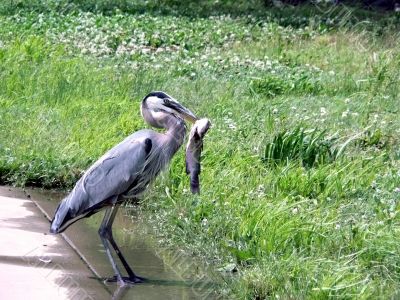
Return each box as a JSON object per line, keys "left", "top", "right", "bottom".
{"left": 0, "top": 189, "right": 110, "bottom": 300}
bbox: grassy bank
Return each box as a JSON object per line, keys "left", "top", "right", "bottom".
{"left": 1, "top": 1, "right": 400, "bottom": 298}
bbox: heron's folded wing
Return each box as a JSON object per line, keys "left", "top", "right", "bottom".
{"left": 50, "top": 137, "right": 152, "bottom": 233}
{"left": 80, "top": 139, "right": 149, "bottom": 206}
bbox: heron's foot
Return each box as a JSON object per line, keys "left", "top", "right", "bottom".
{"left": 105, "top": 274, "right": 146, "bottom": 285}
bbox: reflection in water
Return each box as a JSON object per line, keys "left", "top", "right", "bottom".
{"left": 112, "top": 285, "right": 130, "bottom": 300}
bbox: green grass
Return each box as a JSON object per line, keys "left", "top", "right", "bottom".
{"left": 262, "top": 127, "right": 338, "bottom": 167}
{"left": 1, "top": 1, "right": 400, "bottom": 298}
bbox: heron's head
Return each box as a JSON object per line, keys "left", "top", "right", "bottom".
{"left": 141, "top": 91, "right": 198, "bottom": 128}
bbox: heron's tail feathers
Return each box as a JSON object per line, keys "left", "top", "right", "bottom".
{"left": 50, "top": 197, "right": 72, "bottom": 234}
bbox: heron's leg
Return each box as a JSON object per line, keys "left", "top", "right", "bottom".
{"left": 98, "top": 206, "right": 125, "bottom": 286}
{"left": 106, "top": 205, "right": 144, "bottom": 282}
{"left": 99, "top": 204, "right": 145, "bottom": 284}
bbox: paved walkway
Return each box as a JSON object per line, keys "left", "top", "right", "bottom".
{"left": 0, "top": 187, "right": 110, "bottom": 300}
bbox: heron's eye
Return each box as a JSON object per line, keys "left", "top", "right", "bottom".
{"left": 164, "top": 98, "right": 171, "bottom": 105}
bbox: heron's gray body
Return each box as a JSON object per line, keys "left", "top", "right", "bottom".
{"left": 50, "top": 125, "right": 185, "bottom": 234}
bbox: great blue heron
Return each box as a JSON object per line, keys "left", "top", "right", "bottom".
{"left": 50, "top": 91, "right": 198, "bottom": 285}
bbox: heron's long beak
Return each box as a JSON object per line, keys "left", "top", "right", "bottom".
{"left": 178, "top": 107, "right": 198, "bottom": 124}
{"left": 164, "top": 99, "right": 198, "bottom": 124}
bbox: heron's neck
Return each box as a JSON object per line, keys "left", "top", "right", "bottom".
{"left": 164, "top": 117, "right": 186, "bottom": 155}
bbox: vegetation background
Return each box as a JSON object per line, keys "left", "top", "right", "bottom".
{"left": 0, "top": 0, "right": 399, "bottom": 298}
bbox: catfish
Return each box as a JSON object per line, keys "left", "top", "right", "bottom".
{"left": 185, "top": 118, "right": 211, "bottom": 194}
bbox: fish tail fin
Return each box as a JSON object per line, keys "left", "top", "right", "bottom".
{"left": 190, "top": 174, "right": 200, "bottom": 194}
